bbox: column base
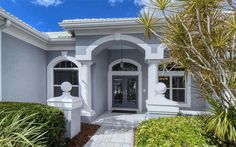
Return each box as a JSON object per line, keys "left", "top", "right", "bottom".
{"left": 81, "top": 108, "right": 96, "bottom": 116}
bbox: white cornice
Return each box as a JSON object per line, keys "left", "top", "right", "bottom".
{"left": 60, "top": 17, "right": 164, "bottom": 36}
{"left": 0, "top": 8, "right": 49, "bottom": 42}
{"left": 0, "top": 8, "right": 76, "bottom": 50}
{"left": 60, "top": 18, "right": 143, "bottom": 31}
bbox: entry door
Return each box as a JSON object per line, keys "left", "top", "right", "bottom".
{"left": 112, "top": 76, "right": 138, "bottom": 109}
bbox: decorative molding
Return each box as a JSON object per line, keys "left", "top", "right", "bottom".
{"left": 47, "top": 55, "right": 81, "bottom": 99}
{"left": 115, "top": 32, "right": 121, "bottom": 40}
{"left": 108, "top": 59, "right": 143, "bottom": 112}
{"left": 76, "top": 34, "right": 155, "bottom": 61}
{"left": 146, "top": 59, "right": 162, "bottom": 65}
{"left": 108, "top": 58, "right": 141, "bottom": 71}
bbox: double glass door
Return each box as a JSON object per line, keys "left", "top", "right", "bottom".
{"left": 112, "top": 76, "right": 138, "bottom": 108}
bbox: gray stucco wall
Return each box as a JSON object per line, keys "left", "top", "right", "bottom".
{"left": 47, "top": 50, "right": 75, "bottom": 63}
{"left": 2, "top": 33, "right": 47, "bottom": 103}
{"left": 91, "top": 50, "right": 108, "bottom": 119}
{"left": 181, "top": 78, "right": 206, "bottom": 111}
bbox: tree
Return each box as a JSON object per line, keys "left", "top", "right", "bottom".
{"left": 139, "top": 0, "right": 236, "bottom": 144}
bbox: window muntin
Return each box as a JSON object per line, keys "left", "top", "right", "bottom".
{"left": 53, "top": 60, "right": 79, "bottom": 97}
{"left": 54, "top": 61, "right": 77, "bottom": 68}
{"left": 112, "top": 62, "right": 138, "bottom": 71}
{"left": 159, "top": 76, "right": 170, "bottom": 99}
{"left": 158, "top": 63, "right": 185, "bottom": 71}
{"left": 158, "top": 75, "right": 186, "bottom": 103}
{"left": 158, "top": 63, "right": 187, "bottom": 103}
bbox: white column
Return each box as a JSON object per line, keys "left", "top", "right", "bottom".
{"left": 147, "top": 60, "right": 160, "bottom": 99}
{"left": 79, "top": 60, "right": 95, "bottom": 116}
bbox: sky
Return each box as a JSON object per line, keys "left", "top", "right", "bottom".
{"left": 0, "top": 0, "right": 146, "bottom": 32}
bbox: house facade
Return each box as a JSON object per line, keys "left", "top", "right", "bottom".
{"left": 0, "top": 8, "right": 207, "bottom": 121}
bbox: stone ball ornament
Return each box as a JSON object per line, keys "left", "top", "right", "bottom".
{"left": 155, "top": 82, "right": 167, "bottom": 94}
{"left": 61, "top": 82, "right": 72, "bottom": 92}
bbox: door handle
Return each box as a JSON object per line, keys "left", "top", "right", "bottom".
{"left": 123, "top": 90, "right": 127, "bottom": 95}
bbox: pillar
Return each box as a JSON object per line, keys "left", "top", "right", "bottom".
{"left": 79, "top": 60, "right": 95, "bottom": 116}
{"left": 147, "top": 60, "right": 160, "bottom": 99}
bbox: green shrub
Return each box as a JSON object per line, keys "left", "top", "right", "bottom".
{"left": 0, "top": 102, "right": 66, "bottom": 147}
{"left": 135, "top": 116, "right": 215, "bottom": 147}
{"left": 0, "top": 111, "right": 46, "bottom": 147}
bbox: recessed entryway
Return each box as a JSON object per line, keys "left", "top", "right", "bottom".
{"left": 108, "top": 59, "right": 142, "bottom": 112}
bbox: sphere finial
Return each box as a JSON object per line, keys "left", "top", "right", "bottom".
{"left": 61, "top": 82, "right": 72, "bottom": 92}
{"left": 155, "top": 82, "right": 167, "bottom": 94}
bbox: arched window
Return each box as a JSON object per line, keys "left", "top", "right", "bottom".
{"left": 112, "top": 62, "right": 138, "bottom": 71}
{"left": 53, "top": 60, "right": 79, "bottom": 97}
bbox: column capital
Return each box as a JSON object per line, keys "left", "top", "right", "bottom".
{"left": 78, "top": 60, "right": 93, "bottom": 66}
{"left": 146, "top": 59, "right": 161, "bottom": 65}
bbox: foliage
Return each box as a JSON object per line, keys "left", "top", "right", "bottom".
{"left": 0, "top": 102, "right": 66, "bottom": 147}
{"left": 135, "top": 116, "right": 215, "bottom": 147}
{"left": 0, "top": 110, "right": 46, "bottom": 147}
{"left": 138, "top": 0, "right": 236, "bottom": 144}
{"left": 206, "top": 97, "right": 236, "bottom": 145}
{"left": 0, "top": 111, "right": 46, "bottom": 147}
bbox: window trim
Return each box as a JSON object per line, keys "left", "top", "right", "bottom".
{"left": 108, "top": 58, "right": 143, "bottom": 112}
{"left": 53, "top": 67, "right": 79, "bottom": 97}
{"left": 47, "top": 55, "right": 81, "bottom": 98}
{"left": 158, "top": 71, "right": 191, "bottom": 107}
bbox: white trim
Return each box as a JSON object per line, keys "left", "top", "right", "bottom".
{"left": 47, "top": 55, "right": 81, "bottom": 98}
{"left": 111, "top": 107, "right": 139, "bottom": 112}
{"left": 180, "top": 110, "right": 210, "bottom": 115}
{"left": 158, "top": 71, "right": 191, "bottom": 107}
{"left": 78, "top": 60, "right": 95, "bottom": 116}
{"left": 108, "top": 59, "right": 142, "bottom": 112}
{"left": 76, "top": 34, "right": 154, "bottom": 61}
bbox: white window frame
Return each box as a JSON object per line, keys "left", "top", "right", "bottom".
{"left": 108, "top": 59, "right": 143, "bottom": 112}
{"left": 47, "top": 55, "right": 81, "bottom": 98}
{"left": 53, "top": 67, "right": 79, "bottom": 97}
{"left": 158, "top": 71, "right": 191, "bottom": 107}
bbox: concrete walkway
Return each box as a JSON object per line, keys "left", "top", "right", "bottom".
{"left": 84, "top": 112, "right": 146, "bottom": 147}
{"left": 84, "top": 126, "right": 134, "bottom": 147}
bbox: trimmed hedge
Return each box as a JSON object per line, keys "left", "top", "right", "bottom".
{"left": 135, "top": 116, "right": 215, "bottom": 147}
{"left": 0, "top": 102, "right": 66, "bottom": 147}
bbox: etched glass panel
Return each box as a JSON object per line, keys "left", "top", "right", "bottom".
{"left": 113, "top": 79, "right": 123, "bottom": 104}
{"left": 54, "top": 61, "right": 77, "bottom": 68}
{"left": 112, "top": 62, "right": 138, "bottom": 71}
{"left": 127, "top": 78, "right": 137, "bottom": 103}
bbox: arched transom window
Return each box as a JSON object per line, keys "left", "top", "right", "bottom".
{"left": 112, "top": 62, "right": 138, "bottom": 71}
{"left": 53, "top": 60, "right": 79, "bottom": 97}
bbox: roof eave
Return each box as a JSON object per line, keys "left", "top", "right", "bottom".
{"left": 0, "top": 8, "right": 49, "bottom": 42}
{"left": 59, "top": 20, "right": 141, "bottom": 30}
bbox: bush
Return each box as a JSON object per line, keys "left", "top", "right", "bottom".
{"left": 135, "top": 116, "right": 215, "bottom": 147}
{"left": 0, "top": 102, "right": 66, "bottom": 147}
{"left": 0, "top": 111, "right": 47, "bottom": 147}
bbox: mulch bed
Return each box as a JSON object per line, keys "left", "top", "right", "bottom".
{"left": 65, "top": 123, "right": 100, "bottom": 147}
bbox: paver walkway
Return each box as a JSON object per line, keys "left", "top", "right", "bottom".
{"left": 84, "top": 112, "right": 146, "bottom": 147}
{"left": 84, "top": 126, "right": 134, "bottom": 147}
